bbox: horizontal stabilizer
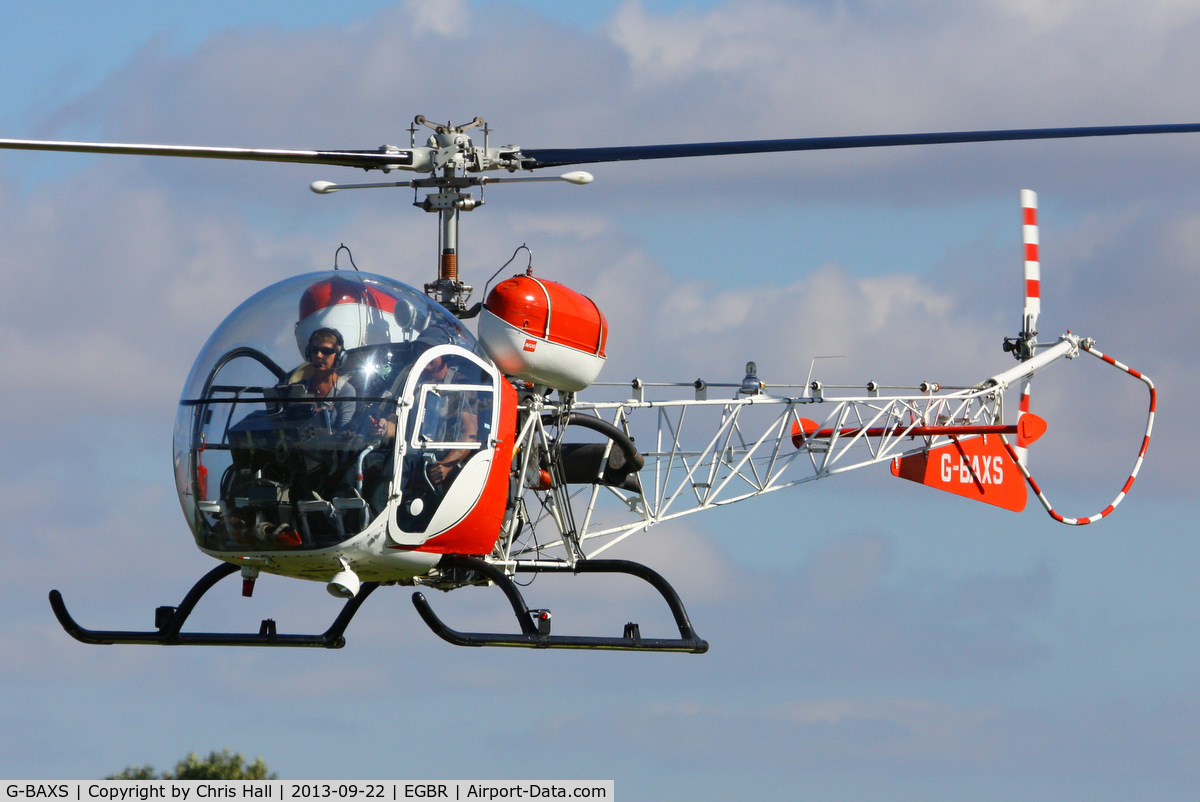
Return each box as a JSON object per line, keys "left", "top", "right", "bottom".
{"left": 792, "top": 414, "right": 1046, "bottom": 445}
{"left": 890, "top": 435, "right": 1028, "bottom": 512}
{"left": 1016, "top": 412, "right": 1046, "bottom": 448}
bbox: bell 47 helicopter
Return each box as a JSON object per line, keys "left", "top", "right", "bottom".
{"left": 2, "top": 116, "right": 1176, "bottom": 652}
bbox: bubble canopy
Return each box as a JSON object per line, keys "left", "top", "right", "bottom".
{"left": 173, "top": 271, "right": 490, "bottom": 553}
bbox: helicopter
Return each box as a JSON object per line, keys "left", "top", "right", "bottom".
{"left": 0, "top": 116, "right": 1174, "bottom": 652}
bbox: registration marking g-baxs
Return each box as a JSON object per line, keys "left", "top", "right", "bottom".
{"left": 891, "top": 434, "right": 1028, "bottom": 512}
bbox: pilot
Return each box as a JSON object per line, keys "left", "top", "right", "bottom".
{"left": 288, "top": 327, "right": 356, "bottom": 429}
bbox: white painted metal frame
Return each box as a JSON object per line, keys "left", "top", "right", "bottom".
{"left": 497, "top": 335, "right": 1084, "bottom": 566}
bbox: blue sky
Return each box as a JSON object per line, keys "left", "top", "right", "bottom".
{"left": 2, "top": 1, "right": 1200, "bottom": 799}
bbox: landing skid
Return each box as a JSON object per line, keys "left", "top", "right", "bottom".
{"left": 48, "top": 562, "right": 379, "bottom": 648}
{"left": 412, "top": 555, "right": 709, "bottom": 653}
{"left": 48, "top": 556, "right": 708, "bottom": 653}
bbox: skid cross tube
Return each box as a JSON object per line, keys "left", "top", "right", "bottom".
{"left": 48, "top": 562, "right": 379, "bottom": 647}
{"left": 412, "top": 555, "right": 709, "bottom": 653}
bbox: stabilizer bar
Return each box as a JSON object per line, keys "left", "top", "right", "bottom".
{"left": 48, "top": 562, "right": 379, "bottom": 648}
{"left": 412, "top": 555, "right": 708, "bottom": 653}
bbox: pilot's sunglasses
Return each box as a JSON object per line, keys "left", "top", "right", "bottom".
{"left": 311, "top": 346, "right": 339, "bottom": 356}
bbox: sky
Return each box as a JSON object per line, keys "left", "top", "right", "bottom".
{"left": 1, "top": 0, "right": 1199, "bottom": 798}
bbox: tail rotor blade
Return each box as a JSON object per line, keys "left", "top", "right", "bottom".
{"left": 1021, "top": 189, "right": 1041, "bottom": 343}
{"left": 1015, "top": 189, "right": 1040, "bottom": 467}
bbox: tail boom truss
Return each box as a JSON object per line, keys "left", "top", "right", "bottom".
{"left": 498, "top": 334, "right": 1091, "bottom": 564}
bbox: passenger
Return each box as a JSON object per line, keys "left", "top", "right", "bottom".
{"left": 366, "top": 327, "right": 453, "bottom": 443}
{"left": 367, "top": 351, "right": 479, "bottom": 457}
{"left": 414, "top": 354, "right": 480, "bottom": 485}
{"left": 286, "top": 327, "right": 356, "bottom": 430}
{"left": 365, "top": 345, "right": 481, "bottom": 525}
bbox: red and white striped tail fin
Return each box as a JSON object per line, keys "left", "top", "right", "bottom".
{"left": 1014, "top": 189, "right": 1040, "bottom": 468}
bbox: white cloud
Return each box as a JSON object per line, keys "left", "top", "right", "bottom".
{"left": 403, "top": 0, "right": 471, "bottom": 37}
{"left": 3, "top": 1, "right": 1200, "bottom": 792}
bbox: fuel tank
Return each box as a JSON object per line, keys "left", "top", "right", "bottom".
{"left": 478, "top": 274, "right": 607, "bottom": 391}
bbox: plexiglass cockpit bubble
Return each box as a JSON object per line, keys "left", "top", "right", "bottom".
{"left": 173, "top": 271, "right": 489, "bottom": 553}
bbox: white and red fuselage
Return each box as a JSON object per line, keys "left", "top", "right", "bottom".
{"left": 174, "top": 269, "right": 609, "bottom": 592}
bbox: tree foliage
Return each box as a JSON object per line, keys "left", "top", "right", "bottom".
{"left": 107, "top": 750, "right": 275, "bottom": 780}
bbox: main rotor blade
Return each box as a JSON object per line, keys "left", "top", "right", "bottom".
{"left": 0, "top": 138, "right": 412, "bottom": 170}
{"left": 519, "top": 123, "right": 1200, "bottom": 168}
{"left": 6, "top": 122, "right": 1200, "bottom": 174}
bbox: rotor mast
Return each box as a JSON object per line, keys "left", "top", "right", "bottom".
{"left": 309, "top": 116, "right": 592, "bottom": 316}
{"left": 336, "top": 115, "right": 590, "bottom": 316}
{"left": 411, "top": 116, "right": 487, "bottom": 315}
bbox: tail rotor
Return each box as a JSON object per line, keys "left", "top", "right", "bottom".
{"left": 1000, "top": 189, "right": 1157, "bottom": 524}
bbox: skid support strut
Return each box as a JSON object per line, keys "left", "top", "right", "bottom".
{"left": 412, "top": 555, "right": 709, "bottom": 653}
{"left": 48, "top": 562, "right": 379, "bottom": 648}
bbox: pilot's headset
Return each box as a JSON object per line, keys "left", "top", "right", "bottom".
{"left": 305, "top": 327, "right": 347, "bottom": 370}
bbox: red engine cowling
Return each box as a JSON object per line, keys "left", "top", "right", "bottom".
{"left": 478, "top": 274, "right": 607, "bottom": 391}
